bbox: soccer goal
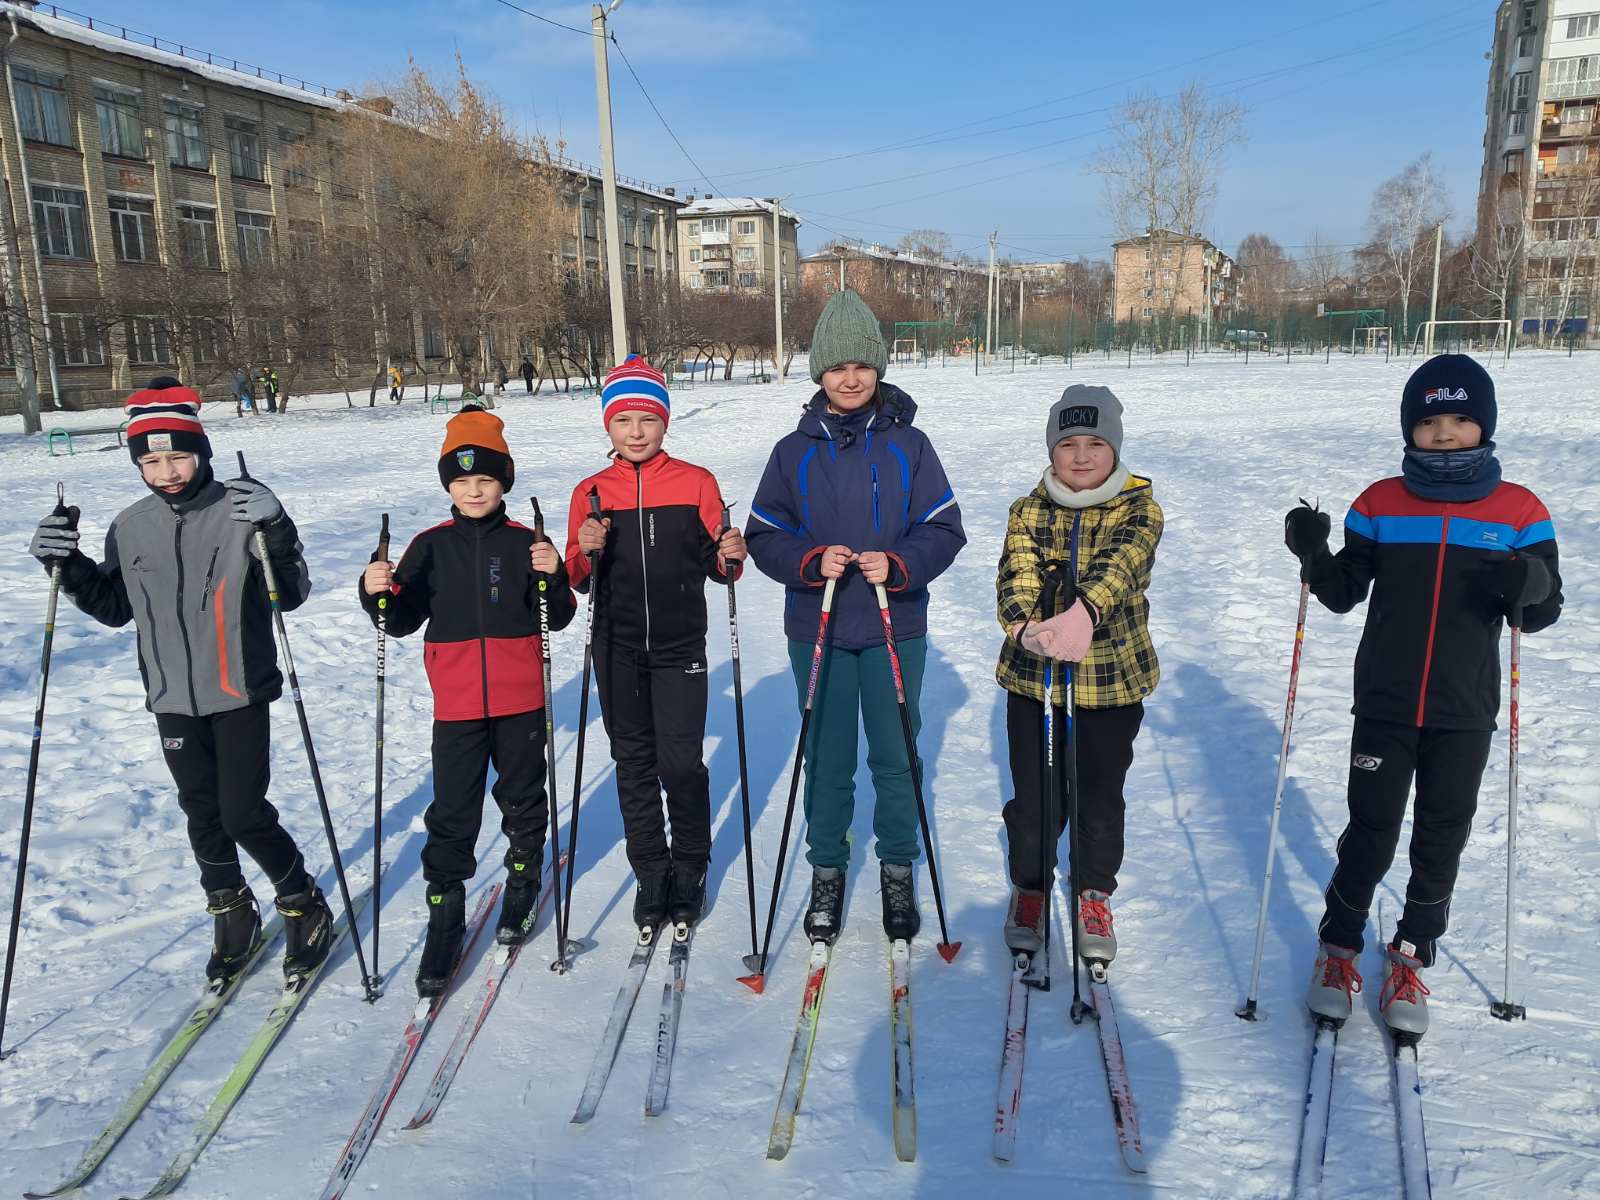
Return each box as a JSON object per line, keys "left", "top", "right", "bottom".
{"left": 1411, "top": 319, "right": 1512, "bottom": 361}
{"left": 1352, "top": 325, "right": 1391, "bottom": 354}
{"left": 893, "top": 337, "right": 919, "bottom": 363}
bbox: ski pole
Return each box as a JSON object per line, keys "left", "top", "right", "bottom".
{"left": 738, "top": 577, "right": 838, "bottom": 994}
{"left": 1491, "top": 618, "right": 1526, "bottom": 1021}
{"left": 556, "top": 487, "right": 604, "bottom": 972}
{"left": 1, "top": 484, "right": 74, "bottom": 1061}
{"left": 368, "top": 513, "right": 390, "bottom": 998}
{"left": 531, "top": 497, "right": 571, "bottom": 974}
{"left": 1237, "top": 578, "right": 1312, "bottom": 1022}
{"left": 1024, "top": 571, "right": 1065, "bottom": 992}
{"left": 1064, "top": 659, "right": 1094, "bottom": 1024}
{"left": 721, "top": 502, "right": 762, "bottom": 975}
{"left": 235, "top": 453, "right": 375, "bottom": 1002}
{"left": 873, "top": 582, "right": 960, "bottom": 963}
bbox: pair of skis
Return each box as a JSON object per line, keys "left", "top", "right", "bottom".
{"left": 766, "top": 937, "right": 918, "bottom": 1163}
{"left": 26, "top": 893, "right": 368, "bottom": 1200}
{"left": 1295, "top": 1019, "right": 1432, "bottom": 1198}
{"left": 991, "top": 940, "right": 1146, "bottom": 1172}
{"left": 319, "top": 864, "right": 560, "bottom": 1199}
{"left": 571, "top": 917, "right": 696, "bottom": 1123}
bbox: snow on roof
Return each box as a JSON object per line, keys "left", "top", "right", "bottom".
{"left": 4, "top": 2, "right": 349, "bottom": 110}
{"left": 799, "top": 242, "right": 982, "bottom": 273}
{"left": 680, "top": 196, "right": 799, "bottom": 222}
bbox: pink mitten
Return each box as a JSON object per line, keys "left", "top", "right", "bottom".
{"left": 1032, "top": 600, "right": 1094, "bottom": 662}
{"left": 1013, "top": 621, "right": 1055, "bottom": 658}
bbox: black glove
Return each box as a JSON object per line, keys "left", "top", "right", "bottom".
{"left": 1480, "top": 553, "right": 1549, "bottom": 617}
{"left": 30, "top": 506, "right": 81, "bottom": 568}
{"left": 1284, "top": 502, "right": 1331, "bottom": 562}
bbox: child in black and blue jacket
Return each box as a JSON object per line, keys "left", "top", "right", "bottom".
{"left": 746, "top": 289, "right": 965, "bottom": 947}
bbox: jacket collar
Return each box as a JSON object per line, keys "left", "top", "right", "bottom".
{"left": 449, "top": 501, "right": 509, "bottom": 532}
{"left": 607, "top": 449, "right": 673, "bottom": 479}
{"left": 1033, "top": 469, "right": 1150, "bottom": 510}
{"left": 798, "top": 381, "right": 918, "bottom": 444}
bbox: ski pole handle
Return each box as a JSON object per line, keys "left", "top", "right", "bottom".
{"left": 236, "top": 450, "right": 250, "bottom": 480}
{"left": 531, "top": 496, "right": 546, "bottom": 542}
{"left": 376, "top": 513, "right": 390, "bottom": 562}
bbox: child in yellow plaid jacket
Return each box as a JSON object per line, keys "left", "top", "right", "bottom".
{"left": 994, "top": 385, "right": 1162, "bottom": 963}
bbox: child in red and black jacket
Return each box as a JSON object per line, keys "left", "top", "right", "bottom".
{"left": 1284, "top": 355, "right": 1561, "bottom": 1041}
{"left": 361, "top": 406, "right": 576, "bottom": 998}
{"left": 565, "top": 357, "right": 746, "bottom": 936}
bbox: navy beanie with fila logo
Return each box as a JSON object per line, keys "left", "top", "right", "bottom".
{"left": 1401, "top": 354, "right": 1496, "bottom": 448}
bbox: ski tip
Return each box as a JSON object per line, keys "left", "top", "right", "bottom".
{"left": 401, "top": 1114, "right": 432, "bottom": 1131}
{"left": 736, "top": 972, "right": 766, "bottom": 994}
{"left": 936, "top": 940, "right": 962, "bottom": 963}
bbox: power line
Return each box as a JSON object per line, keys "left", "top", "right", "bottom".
{"left": 489, "top": 0, "right": 597, "bottom": 38}
{"left": 608, "top": 33, "right": 726, "bottom": 202}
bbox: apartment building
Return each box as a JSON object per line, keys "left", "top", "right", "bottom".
{"left": 556, "top": 158, "right": 683, "bottom": 288}
{"left": 798, "top": 241, "right": 988, "bottom": 302}
{"left": 1109, "top": 231, "right": 1236, "bottom": 329}
{"left": 1479, "top": 0, "right": 1599, "bottom": 338}
{"left": 677, "top": 196, "right": 799, "bottom": 293}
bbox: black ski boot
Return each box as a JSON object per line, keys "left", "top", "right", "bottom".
{"left": 205, "top": 884, "right": 262, "bottom": 984}
{"left": 416, "top": 882, "right": 465, "bottom": 1000}
{"left": 633, "top": 865, "right": 671, "bottom": 934}
{"left": 880, "top": 862, "right": 921, "bottom": 942}
{"left": 496, "top": 848, "right": 541, "bottom": 947}
{"left": 274, "top": 883, "right": 332, "bottom": 981}
{"left": 803, "top": 866, "right": 845, "bottom": 944}
{"left": 668, "top": 860, "right": 708, "bottom": 928}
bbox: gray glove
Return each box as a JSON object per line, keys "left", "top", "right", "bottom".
{"left": 30, "top": 509, "right": 80, "bottom": 565}
{"left": 225, "top": 477, "right": 283, "bottom": 525}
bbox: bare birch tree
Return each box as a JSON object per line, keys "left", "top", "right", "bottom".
{"left": 1357, "top": 154, "right": 1450, "bottom": 344}
{"left": 1470, "top": 181, "right": 1526, "bottom": 321}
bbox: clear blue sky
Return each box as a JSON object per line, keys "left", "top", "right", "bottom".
{"left": 98, "top": 0, "right": 1498, "bottom": 264}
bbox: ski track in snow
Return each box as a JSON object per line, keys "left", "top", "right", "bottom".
{"left": 1, "top": 354, "right": 1595, "bottom": 1199}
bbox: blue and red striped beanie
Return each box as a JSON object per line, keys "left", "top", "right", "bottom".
{"left": 126, "top": 376, "right": 210, "bottom": 463}
{"left": 600, "top": 355, "right": 670, "bottom": 429}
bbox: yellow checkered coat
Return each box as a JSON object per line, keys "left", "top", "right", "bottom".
{"left": 995, "top": 474, "right": 1163, "bottom": 709}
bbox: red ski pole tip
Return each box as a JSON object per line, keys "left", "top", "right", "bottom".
{"left": 936, "top": 941, "right": 962, "bottom": 963}
{"left": 736, "top": 973, "right": 766, "bottom": 994}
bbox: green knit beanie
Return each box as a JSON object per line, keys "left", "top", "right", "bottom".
{"left": 809, "top": 288, "right": 888, "bottom": 383}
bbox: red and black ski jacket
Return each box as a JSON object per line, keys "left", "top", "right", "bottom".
{"left": 359, "top": 504, "right": 576, "bottom": 721}
{"left": 563, "top": 452, "right": 739, "bottom": 655}
{"left": 1307, "top": 476, "right": 1561, "bottom": 731}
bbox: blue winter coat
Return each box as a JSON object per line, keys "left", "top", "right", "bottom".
{"left": 746, "top": 382, "right": 966, "bottom": 651}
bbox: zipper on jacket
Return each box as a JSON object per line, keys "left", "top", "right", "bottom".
{"left": 871, "top": 464, "right": 881, "bottom": 533}
{"left": 474, "top": 524, "right": 491, "bottom": 719}
{"left": 635, "top": 462, "right": 652, "bottom": 652}
{"left": 198, "top": 546, "right": 220, "bottom": 612}
{"left": 1413, "top": 512, "right": 1451, "bottom": 727}
{"left": 172, "top": 515, "right": 201, "bottom": 715}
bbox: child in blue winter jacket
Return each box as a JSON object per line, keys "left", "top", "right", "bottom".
{"left": 746, "top": 289, "right": 966, "bottom": 946}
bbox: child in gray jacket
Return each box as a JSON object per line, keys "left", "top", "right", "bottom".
{"left": 28, "top": 378, "right": 331, "bottom": 984}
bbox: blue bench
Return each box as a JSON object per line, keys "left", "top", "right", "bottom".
{"left": 48, "top": 421, "right": 128, "bottom": 456}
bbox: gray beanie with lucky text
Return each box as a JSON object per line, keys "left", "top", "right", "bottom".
{"left": 1046, "top": 385, "right": 1125, "bottom": 461}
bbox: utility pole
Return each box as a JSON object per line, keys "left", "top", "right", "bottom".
{"left": 592, "top": 2, "right": 628, "bottom": 362}
{"left": 986, "top": 232, "right": 997, "bottom": 357}
{"left": 1426, "top": 221, "right": 1443, "bottom": 355}
{"left": 770, "top": 198, "right": 785, "bottom": 381}
{"left": 838, "top": 253, "right": 845, "bottom": 290}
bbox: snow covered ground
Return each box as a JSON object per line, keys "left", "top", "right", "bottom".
{"left": 1, "top": 351, "right": 1595, "bottom": 1199}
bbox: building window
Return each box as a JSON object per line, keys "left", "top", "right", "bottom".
{"left": 581, "top": 197, "right": 597, "bottom": 238}
{"left": 279, "top": 126, "right": 312, "bottom": 189}
{"left": 109, "top": 195, "right": 158, "bottom": 262}
{"left": 736, "top": 219, "right": 756, "bottom": 235}
{"left": 94, "top": 83, "right": 145, "bottom": 159}
{"left": 31, "top": 184, "right": 91, "bottom": 259}
{"left": 1509, "top": 71, "right": 1533, "bottom": 111}
{"left": 1517, "top": 32, "right": 1536, "bottom": 58}
{"left": 225, "top": 116, "right": 264, "bottom": 181}
{"left": 193, "top": 317, "right": 225, "bottom": 364}
{"left": 1556, "top": 143, "right": 1592, "bottom": 164}
{"left": 1546, "top": 54, "right": 1600, "bottom": 98}
{"left": 1567, "top": 14, "right": 1600, "bottom": 39}
{"left": 53, "top": 313, "right": 105, "bottom": 366}
{"left": 163, "top": 99, "right": 207, "bottom": 169}
{"left": 1143, "top": 269, "right": 1153, "bottom": 281}
{"left": 422, "top": 320, "right": 445, "bottom": 359}
{"left": 1504, "top": 148, "right": 1525, "bottom": 175}
{"left": 641, "top": 211, "right": 655, "bottom": 250}
{"left": 561, "top": 234, "right": 578, "bottom": 260}
{"left": 688, "top": 275, "right": 702, "bottom": 289}
{"left": 702, "top": 217, "right": 728, "bottom": 234}
{"left": 1142, "top": 307, "right": 1152, "bottom": 318}
{"left": 125, "top": 316, "right": 172, "bottom": 365}
{"left": 622, "top": 205, "right": 636, "bottom": 244}
{"left": 689, "top": 248, "right": 700, "bottom": 262}
{"left": 1522, "top": 3, "right": 1536, "bottom": 31}
{"left": 704, "top": 269, "right": 729, "bottom": 287}
{"left": 1509, "top": 111, "right": 1528, "bottom": 136}
{"left": 177, "top": 204, "right": 220, "bottom": 268}
{"left": 738, "top": 271, "right": 758, "bottom": 287}
{"left": 14, "top": 64, "right": 72, "bottom": 147}
{"left": 288, "top": 218, "right": 321, "bottom": 260}
{"left": 235, "top": 211, "right": 274, "bottom": 266}
{"left": 782, "top": 249, "right": 791, "bottom": 267}
{"left": 735, "top": 245, "right": 756, "bottom": 263}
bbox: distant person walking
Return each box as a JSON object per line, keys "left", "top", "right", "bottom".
{"left": 520, "top": 357, "right": 535, "bottom": 394}
{"left": 259, "top": 366, "right": 280, "bottom": 414}
{"left": 389, "top": 363, "right": 404, "bottom": 404}
{"left": 232, "top": 368, "right": 254, "bottom": 416}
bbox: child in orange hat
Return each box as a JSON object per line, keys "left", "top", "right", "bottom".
{"left": 360, "top": 405, "right": 577, "bottom": 997}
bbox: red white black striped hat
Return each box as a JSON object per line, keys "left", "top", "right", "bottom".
{"left": 125, "top": 376, "right": 210, "bottom": 463}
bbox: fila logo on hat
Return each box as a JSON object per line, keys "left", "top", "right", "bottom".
{"left": 1423, "top": 386, "right": 1468, "bottom": 406}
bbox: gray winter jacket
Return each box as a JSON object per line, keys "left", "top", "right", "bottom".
{"left": 57, "top": 477, "right": 311, "bottom": 716}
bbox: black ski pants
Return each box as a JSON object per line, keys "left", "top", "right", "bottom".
{"left": 595, "top": 639, "right": 712, "bottom": 877}
{"left": 156, "top": 702, "right": 311, "bottom": 898}
{"left": 1319, "top": 717, "right": 1492, "bottom": 967}
{"left": 1002, "top": 692, "right": 1143, "bottom": 895}
{"left": 424, "top": 708, "right": 550, "bottom": 888}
